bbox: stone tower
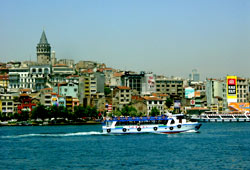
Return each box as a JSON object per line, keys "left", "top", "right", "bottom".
{"left": 37, "top": 30, "right": 51, "bottom": 64}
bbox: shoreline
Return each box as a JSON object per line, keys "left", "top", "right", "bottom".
{"left": 0, "top": 121, "right": 101, "bottom": 126}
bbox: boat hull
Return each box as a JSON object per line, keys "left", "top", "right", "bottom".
{"left": 102, "top": 123, "right": 201, "bottom": 134}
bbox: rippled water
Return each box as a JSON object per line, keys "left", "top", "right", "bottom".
{"left": 1, "top": 123, "right": 250, "bottom": 170}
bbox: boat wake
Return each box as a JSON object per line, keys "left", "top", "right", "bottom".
{"left": 184, "top": 130, "right": 199, "bottom": 133}
{"left": 1, "top": 131, "right": 104, "bottom": 139}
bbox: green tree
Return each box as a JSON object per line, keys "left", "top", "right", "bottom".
{"left": 150, "top": 107, "right": 160, "bottom": 117}
{"left": 49, "top": 105, "right": 61, "bottom": 120}
{"left": 121, "top": 105, "right": 138, "bottom": 117}
{"left": 74, "top": 105, "right": 85, "bottom": 119}
{"left": 31, "top": 104, "right": 48, "bottom": 121}
{"left": 19, "top": 110, "right": 29, "bottom": 121}
{"left": 60, "top": 106, "right": 69, "bottom": 119}
{"left": 166, "top": 98, "right": 173, "bottom": 108}
{"left": 121, "top": 105, "right": 130, "bottom": 116}
{"left": 114, "top": 110, "right": 122, "bottom": 117}
{"left": 104, "top": 87, "right": 111, "bottom": 96}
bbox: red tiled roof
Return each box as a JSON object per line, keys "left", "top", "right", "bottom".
{"left": 113, "top": 72, "right": 123, "bottom": 77}
{"left": 144, "top": 96, "right": 162, "bottom": 101}
{"left": 117, "top": 86, "right": 130, "bottom": 90}
{"left": 0, "top": 75, "right": 8, "bottom": 80}
{"left": 66, "top": 75, "right": 79, "bottom": 79}
{"left": 186, "top": 107, "right": 209, "bottom": 110}
{"left": 54, "top": 64, "right": 67, "bottom": 67}
{"left": 81, "top": 69, "right": 93, "bottom": 73}
{"left": 20, "top": 94, "right": 29, "bottom": 97}
{"left": 20, "top": 89, "right": 31, "bottom": 92}
{"left": 132, "top": 96, "right": 144, "bottom": 101}
{"left": 104, "top": 68, "right": 113, "bottom": 71}
{"left": 41, "top": 88, "right": 53, "bottom": 91}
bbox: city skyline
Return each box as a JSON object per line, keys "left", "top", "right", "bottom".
{"left": 1, "top": 0, "right": 250, "bottom": 79}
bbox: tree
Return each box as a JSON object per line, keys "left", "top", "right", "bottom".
{"left": 74, "top": 105, "right": 85, "bottom": 119}
{"left": 114, "top": 110, "right": 122, "bottom": 117}
{"left": 31, "top": 104, "right": 48, "bottom": 121}
{"left": 121, "top": 105, "right": 138, "bottom": 117}
{"left": 104, "top": 87, "right": 111, "bottom": 96}
{"left": 121, "top": 105, "right": 130, "bottom": 116}
{"left": 19, "top": 110, "right": 29, "bottom": 121}
{"left": 49, "top": 105, "right": 61, "bottom": 120}
{"left": 166, "top": 98, "right": 173, "bottom": 108}
{"left": 150, "top": 107, "right": 160, "bottom": 117}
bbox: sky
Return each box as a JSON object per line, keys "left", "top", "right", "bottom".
{"left": 0, "top": 0, "right": 250, "bottom": 80}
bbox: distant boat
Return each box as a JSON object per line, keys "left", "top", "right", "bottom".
{"left": 191, "top": 111, "right": 250, "bottom": 122}
{"left": 102, "top": 114, "right": 201, "bottom": 134}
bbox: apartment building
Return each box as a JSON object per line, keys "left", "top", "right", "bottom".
{"left": 155, "top": 77, "right": 184, "bottom": 98}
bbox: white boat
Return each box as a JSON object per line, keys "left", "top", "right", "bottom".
{"left": 191, "top": 112, "right": 250, "bottom": 122}
{"left": 102, "top": 115, "right": 202, "bottom": 134}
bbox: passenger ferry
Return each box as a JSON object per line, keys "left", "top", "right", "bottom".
{"left": 102, "top": 115, "right": 202, "bottom": 134}
{"left": 191, "top": 111, "right": 250, "bottom": 122}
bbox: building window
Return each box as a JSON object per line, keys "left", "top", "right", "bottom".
{"left": 64, "top": 89, "right": 67, "bottom": 92}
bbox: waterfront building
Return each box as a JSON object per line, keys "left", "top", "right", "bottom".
{"left": 112, "top": 86, "right": 132, "bottom": 111}
{"left": 8, "top": 67, "right": 29, "bottom": 91}
{"left": 155, "top": 77, "right": 184, "bottom": 99}
{"left": 37, "top": 30, "right": 51, "bottom": 64}
{"left": 0, "top": 94, "right": 18, "bottom": 116}
{"left": 205, "top": 79, "right": 227, "bottom": 112}
{"left": 17, "top": 94, "right": 37, "bottom": 113}
{"left": 50, "top": 64, "right": 75, "bottom": 86}
{"left": 29, "top": 65, "right": 51, "bottom": 91}
{"left": 65, "top": 96, "right": 73, "bottom": 111}
{"left": 0, "top": 74, "right": 9, "bottom": 92}
{"left": 53, "top": 82, "right": 78, "bottom": 98}
{"left": 237, "top": 77, "right": 248, "bottom": 103}
{"left": 79, "top": 71, "right": 105, "bottom": 104}
{"left": 58, "top": 96, "right": 66, "bottom": 107}
{"left": 101, "top": 68, "right": 115, "bottom": 86}
{"left": 57, "top": 59, "right": 74, "bottom": 68}
{"left": 110, "top": 72, "right": 123, "bottom": 88}
{"left": 121, "top": 71, "right": 155, "bottom": 96}
{"left": 131, "top": 96, "right": 147, "bottom": 115}
{"left": 144, "top": 96, "right": 165, "bottom": 116}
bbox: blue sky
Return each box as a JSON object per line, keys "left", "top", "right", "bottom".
{"left": 0, "top": 0, "right": 250, "bottom": 79}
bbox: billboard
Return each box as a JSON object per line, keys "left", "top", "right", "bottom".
{"left": 174, "top": 100, "right": 181, "bottom": 109}
{"left": 228, "top": 103, "right": 250, "bottom": 112}
{"left": 227, "top": 76, "right": 237, "bottom": 103}
{"left": 185, "top": 87, "right": 195, "bottom": 99}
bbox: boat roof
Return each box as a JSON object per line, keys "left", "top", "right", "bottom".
{"left": 104, "top": 116, "right": 175, "bottom": 122}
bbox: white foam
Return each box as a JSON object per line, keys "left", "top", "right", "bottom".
{"left": 1, "top": 131, "right": 103, "bottom": 138}
{"left": 183, "top": 130, "right": 198, "bottom": 133}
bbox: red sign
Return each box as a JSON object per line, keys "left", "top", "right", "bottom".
{"left": 190, "top": 100, "right": 195, "bottom": 105}
{"left": 228, "top": 79, "right": 236, "bottom": 85}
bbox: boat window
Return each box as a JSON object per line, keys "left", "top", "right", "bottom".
{"left": 106, "top": 121, "right": 112, "bottom": 127}
{"left": 170, "top": 119, "right": 175, "bottom": 124}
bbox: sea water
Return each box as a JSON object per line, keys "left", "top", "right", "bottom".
{"left": 1, "top": 123, "right": 250, "bottom": 170}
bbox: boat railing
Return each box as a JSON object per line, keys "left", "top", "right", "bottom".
{"left": 103, "top": 116, "right": 175, "bottom": 122}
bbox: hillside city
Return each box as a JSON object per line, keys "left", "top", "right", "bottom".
{"left": 0, "top": 31, "right": 248, "bottom": 123}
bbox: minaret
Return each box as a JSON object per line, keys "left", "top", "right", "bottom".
{"left": 37, "top": 30, "right": 51, "bottom": 64}
{"left": 51, "top": 51, "right": 56, "bottom": 66}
